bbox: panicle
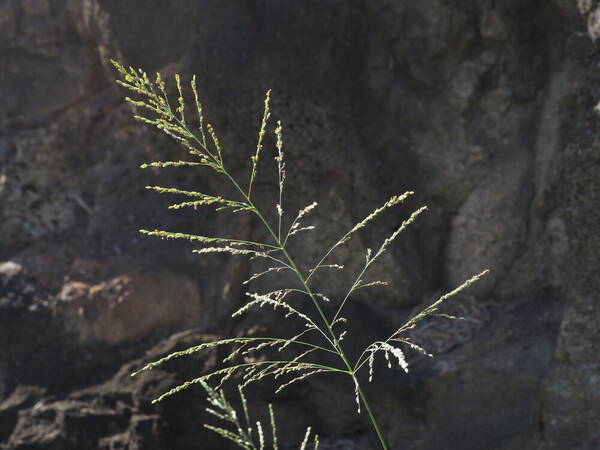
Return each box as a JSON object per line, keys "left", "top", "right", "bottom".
{"left": 113, "top": 62, "right": 489, "bottom": 450}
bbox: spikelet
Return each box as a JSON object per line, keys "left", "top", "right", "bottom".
{"left": 314, "top": 293, "right": 331, "bottom": 303}
{"left": 207, "top": 123, "right": 222, "bottom": 161}
{"left": 392, "top": 270, "right": 490, "bottom": 337}
{"left": 243, "top": 266, "right": 289, "bottom": 285}
{"left": 233, "top": 292, "right": 319, "bottom": 332}
{"left": 368, "top": 351, "right": 375, "bottom": 382}
{"left": 309, "top": 264, "right": 343, "bottom": 273}
{"left": 369, "top": 206, "right": 428, "bottom": 263}
{"left": 275, "top": 369, "right": 324, "bottom": 394}
{"left": 140, "top": 160, "right": 202, "bottom": 168}
{"left": 256, "top": 421, "right": 265, "bottom": 450}
{"left": 144, "top": 185, "right": 206, "bottom": 198}
{"left": 144, "top": 186, "right": 250, "bottom": 212}
{"left": 139, "top": 229, "right": 262, "bottom": 248}
{"left": 174, "top": 73, "right": 186, "bottom": 124}
{"left": 239, "top": 385, "right": 252, "bottom": 438}
{"left": 354, "top": 378, "right": 361, "bottom": 414}
{"left": 193, "top": 246, "right": 268, "bottom": 258}
{"left": 342, "top": 192, "right": 414, "bottom": 244}
{"left": 300, "top": 427, "right": 312, "bottom": 450}
{"left": 355, "top": 280, "right": 389, "bottom": 290}
{"left": 269, "top": 404, "right": 279, "bottom": 450}
{"left": 288, "top": 225, "right": 316, "bottom": 238}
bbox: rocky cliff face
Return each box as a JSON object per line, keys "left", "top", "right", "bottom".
{"left": 2, "top": 1, "right": 600, "bottom": 449}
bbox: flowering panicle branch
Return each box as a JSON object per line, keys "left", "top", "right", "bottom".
{"left": 249, "top": 90, "right": 272, "bottom": 198}
{"left": 243, "top": 266, "right": 290, "bottom": 285}
{"left": 140, "top": 160, "right": 202, "bottom": 168}
{"left": 275, "top": 120, "right": 285, "bottom": 241}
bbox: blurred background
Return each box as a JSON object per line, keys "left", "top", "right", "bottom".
{"left": 1, "top": 1, "right": 600, "bottom": 449}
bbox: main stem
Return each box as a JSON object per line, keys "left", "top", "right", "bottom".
{"left": 224, "top": 173, "right": 390, "bottom": 450}
{"left": 356, "top": 382, "right": 388, "bottom": 449}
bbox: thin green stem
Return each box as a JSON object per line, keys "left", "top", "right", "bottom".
{"left": 356, "top": 382, "right": 389, "bottom": 450}
{"left": 353, "top": 347, "right": 373, "bottom": 374}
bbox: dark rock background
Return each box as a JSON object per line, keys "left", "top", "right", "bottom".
{"left": 2, "top": 1, "right": 600, "bottom": 448}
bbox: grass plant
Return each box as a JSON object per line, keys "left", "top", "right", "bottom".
{"left": 112, "top": 60, "right": 489, "bottom": 449}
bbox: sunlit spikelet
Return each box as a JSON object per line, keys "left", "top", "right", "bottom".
{"left": 300, "top": 427, "right": 314, "bottom": 450}
{"left": 354, "top": 378, "right": 361, "bottom": 414}
{"left": 243, "top": 266, "right": 290, "bottom": 285}
{"left": 284, "top": 202, "right": 318, "bottom": 244}
{"left": 140, "top": 160, "right": 202, "bottom": 168}
{"left": 343, "top": 191, "right": 414, "bottom": 244}
{"left": 275, "top": 369, "right": 324, "bottom": 394}
{"left": 139, "top": 229, "right": 263, "bottom": 248}
{"left": 193, "top": 247, "right": 269, "bottom": 258}
{"left": 308, "top": 264, "right": 343, "bottom": 273}
{"left": 370, "top": 206, "right": 428, "bottom": 263}
{"left": 143, "top": 186, "right": 249, "bottom": 212}
{"left": 174, "top": 73, "right": 186, "bottom": 124}
{"left": 207, "top": 123, "right": 223, "bottom": 161}
{"left": 355, "top": 280, "right": 389, "bottom": 290}
{"left": 269, "top": 404, "right": 279, "bottom": 450}
{"left": 392, "top": 270, "right": 490, "bottom": 337}
{"left": 233, "top": 292, "right": 319, "bottom": 333}
{"left": 190, "top": 75, "right": 207, "bottom": 148}
{"left": 257, "top": 421, "right": 265, "bottom": 450}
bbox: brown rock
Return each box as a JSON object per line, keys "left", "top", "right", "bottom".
{"left": 56, "top": 271, "right": 202, "bottom": 346}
